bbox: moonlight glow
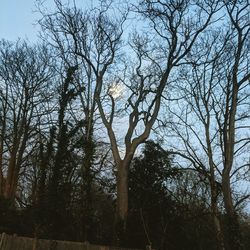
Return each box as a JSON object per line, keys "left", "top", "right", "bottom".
{"left": 108, "top": 83, "right": 124, "bottom": 99}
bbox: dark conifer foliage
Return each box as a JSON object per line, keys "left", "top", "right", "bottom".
{"left": 126, "top": 141, "right": 215, "bottom": 250}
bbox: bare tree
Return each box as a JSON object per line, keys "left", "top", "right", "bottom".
{"left": 162, "top": 2, "right": 250, "bottom": 249}
{"left": 165, "top": 36, "right": 226, "bottom": 248}
{"left": 220, "top": 2, "right": 250, "bottom": 249}
{"left": 38, "top": 1, "right": 220, "bottom": 243}
{"left": 0, "top": 40, "right": 54, "bottom": 204}
{"left": 107, "top": 0, "right": 219, "bottom": 231}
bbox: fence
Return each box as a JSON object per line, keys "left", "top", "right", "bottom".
{"left": 0, "top": 233, "right": 141, "bottom": 250}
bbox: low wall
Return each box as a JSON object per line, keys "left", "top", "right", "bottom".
{"left": 0, "top": 233, "right": 140, "bottom": 250}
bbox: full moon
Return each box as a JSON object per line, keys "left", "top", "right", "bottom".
{"left": 108, "top": 83, "right": 123, "bottom": 99}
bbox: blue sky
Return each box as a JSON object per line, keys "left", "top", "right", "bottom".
{"left": 0, "top": 0, "right": 40, "bottom": 41}
{"left": 0, "top": 0, "right": 95, "bottom": 42}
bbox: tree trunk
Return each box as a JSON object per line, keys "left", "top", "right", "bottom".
{"left": 4, "top": 151, "right": 17, "bottom": 201}
{"left": 205, "top": 122, "right": 225, "bottom": 250}
{"left": 117, "top": 162, "right": 128, "bottom": 224}
{"left": 210, "top": 170, "right": 224, "bottom": 250}
{"left": 211, "top": 189, "right": 225, "bottom": 250}
{"left": 0, "top": 144, "right": 4, "bottom": 196}
{"left": 115, "top": 161, "right": 129, "bottom": 245}
{"left": 0, "top": 120, "right": 5, "bottom": 197}
{"left": 82, "top": 136, "right": 94, "bottom": 242}
{"left": 222, "top": 174, "right": 243, "bottom": 250}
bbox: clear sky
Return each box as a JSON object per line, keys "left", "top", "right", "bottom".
{"left": 0, "top": 0, "right": 96, "bottom": 42}
{"left": 0, "top": 0, "right": 40, "bottom": 42}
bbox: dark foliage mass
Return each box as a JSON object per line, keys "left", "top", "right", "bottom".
{"left": 0, "top": 140, "right": 249, "bottom": 249}
{"left": 0, "top": 1, "right": 250, "bottom": 250}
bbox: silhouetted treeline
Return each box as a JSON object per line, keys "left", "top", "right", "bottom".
{"left": 0, "top": 140, "right": 249, "bottom": 249}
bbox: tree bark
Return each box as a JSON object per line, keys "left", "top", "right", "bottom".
{"left": 115, "top": 160, "right": 129, "bottom": 245}
{"left": 211, "top": 187, "right": 225, "bottom": 250}
{"left": 0, "top": 115, "right": 5, "bottom": 196}
{"left": 82, "top": 135, "right": 95, "bottom": 242}
{"left": 117, "top": 161, "right": 129, "bottom": 226}
{"left": 221, "top": 76, "right": 243, "bottom": 249}
{"left": 205, "top": 118, "right": 225, "bottom": 250}
{"left": 222, "top": 174, "right": 243, "bottom": 250}
{"left": 4, "top": 149, "right": 17, "bottom": 201}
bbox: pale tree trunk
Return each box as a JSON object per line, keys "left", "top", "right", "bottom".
{"left": 222, "top": 69, "right": 243, "bottom": 249}
{"left": 4, "top": 123, "right": 29, "bottom": 203}
{"left": 4, "top": 123, "right": 19, "bottom": 200}
{"left": 205, "top": 114, "right": 225, "bottom": 250}
{"left": 4, "top": 150, "right": 17, "bottom": 201}
{"left": 113, "top": 156, "right": 132, "bottom": 245}
{"left": 220, "top": 2, "right": 250, "bottom": 248}
{"left": 221, "top": 82, "right": 243, "bottom": 249}
{"left": 222, "top": 172, "right": 243, "bottom": 250}
{"left": 116, "top": 161, "right": 129, "bottom": 226}
{"left": 211, "top": 185, "right": 225, "bottom": 250}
